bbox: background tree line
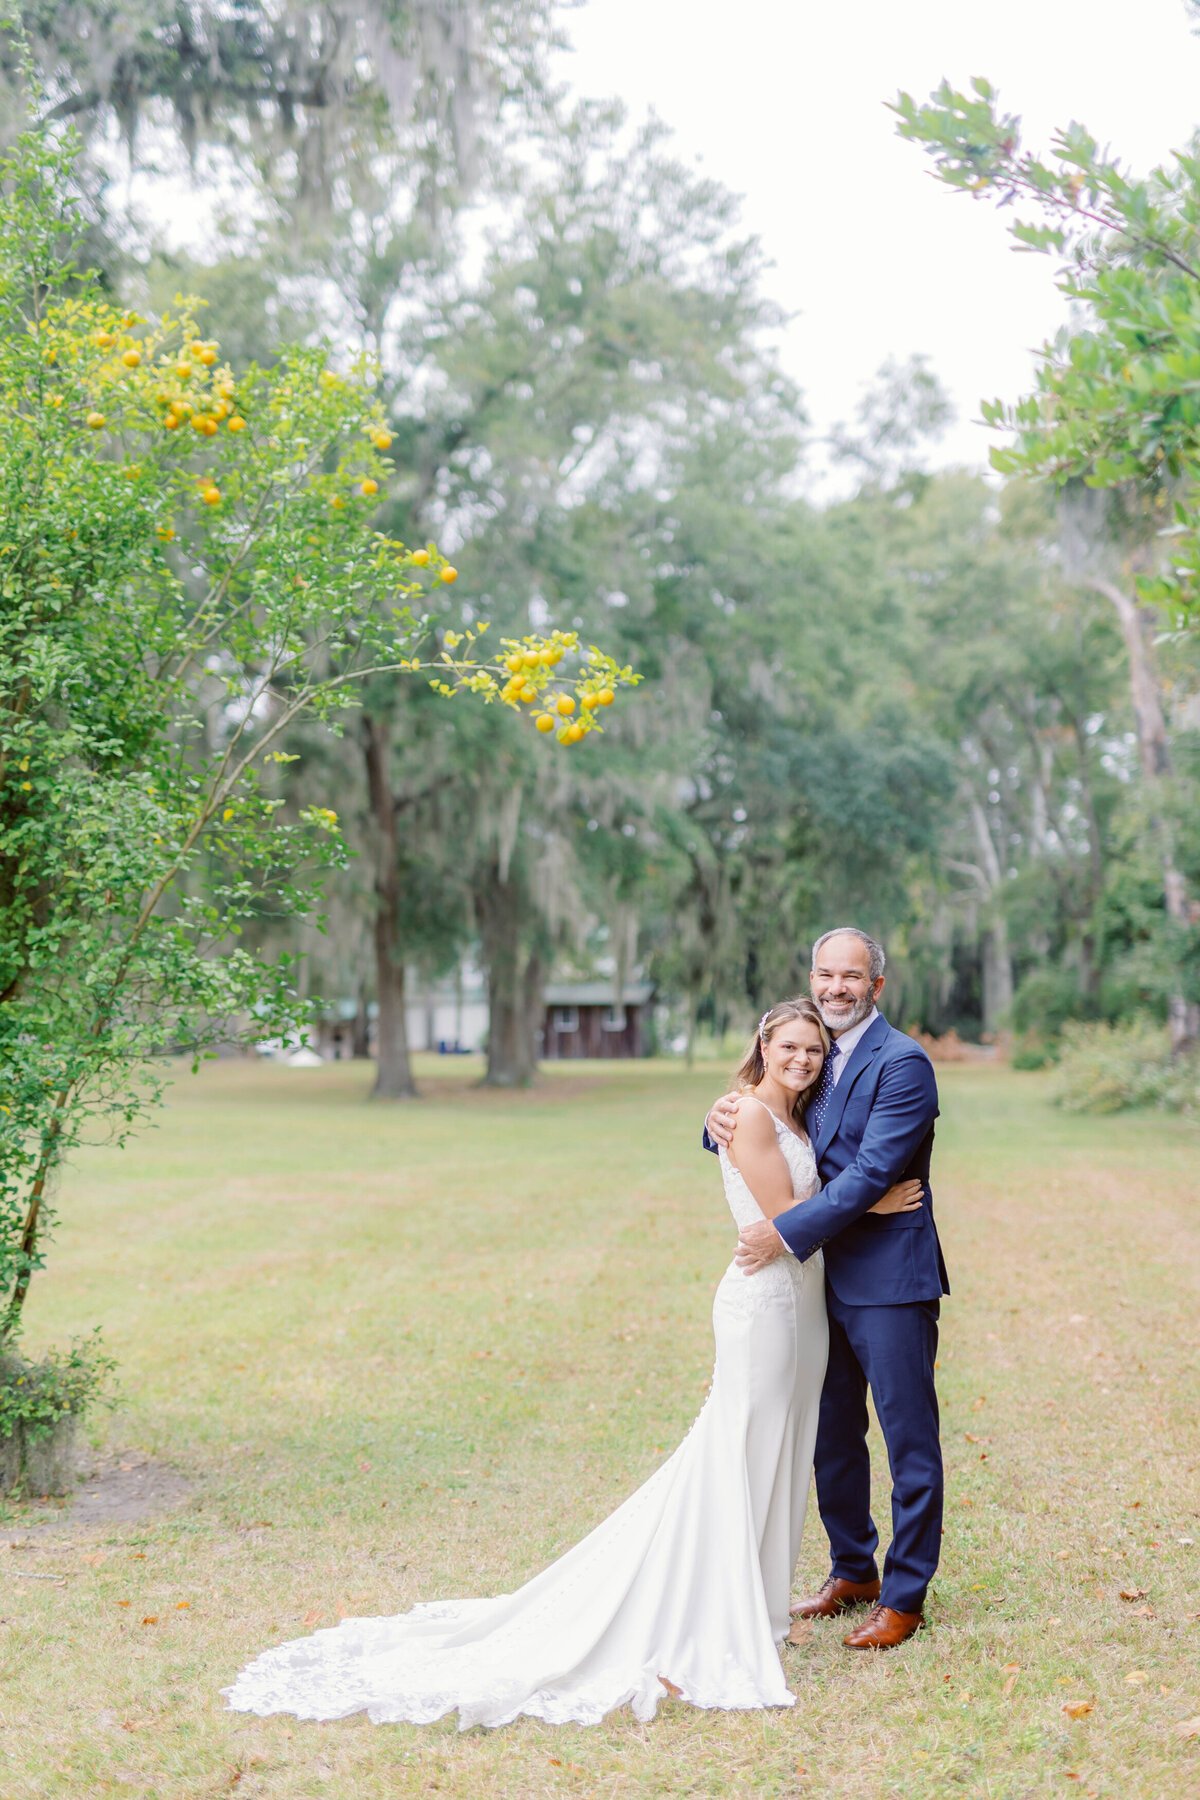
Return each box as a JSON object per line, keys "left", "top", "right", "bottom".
{"left": 10, "top": 0, "right": 1199, "bottom": 1092}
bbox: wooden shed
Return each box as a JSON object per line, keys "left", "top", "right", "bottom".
{"left": 539, "top": 982, "right": 654, "bottom": 1060}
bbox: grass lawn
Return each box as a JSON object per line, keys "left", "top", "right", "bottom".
{"left": 4, "top": 1055, "right": 1198, "bottom": 1799}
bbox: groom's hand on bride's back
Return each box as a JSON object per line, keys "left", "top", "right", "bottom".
{"left": 705, "top": 1092, "right": 742, "bottom": 1148}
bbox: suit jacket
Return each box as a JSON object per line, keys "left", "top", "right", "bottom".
{"left": 706, "top": 1013, "right": 949, "bottom": 1306}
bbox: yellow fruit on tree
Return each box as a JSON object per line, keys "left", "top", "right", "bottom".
{"left": 505, "top": 654, "right": 524, "bottom": 674}
{"left": 86, "top": 411, "right": 106, "bottom": 429}
{"left": 157, "top": 524, "right": 175, "bottom": 541}
{"left": 330, "top": 495, "right": 344, "bottom": 508}
{"left": 227, "top": 415, "right": 246, "bottom": 433}
{"left": 94, "top": 330, "right": 114, "bottom": 348}
{"left": 211, "top": 400, "right": 229, "bottom": 421}
{"left": 361, "top": 478, "right": 378, "bottom": 496}
{"left": 520, "top": 685, "right": 537, "bottom": 703}
{"left": 201, "top": 417, "right": 219, "bottom": 437}
{"left": 201, "top": 486, "right": 221, "bottom": 505}
{"left": 535, "top": 714, "right": 555, "bottom": 733}
{"left": 582, "top": 693, "right": 599, "bottom": 710}
{"left": 164, "top": 412, "right": 180, "bottom": 430}
{"left": 555, "top": 694, "right": 575, "bottom": 716}
{"left": 121, "top": 348, "right": 141, "bottom": 368}
{"left": 522, "top": 650, "right": 539, "bottom": 668}
{"left": 190, "top": 340, "right": 206, "bottom": 357}
{"left": 372, "top": 430, "right": 393, "bottom": 450}
{"left": 411, "top": 548, "right": 430, "bottom": 567}
{"left": 597, "top": 687, "right": 615, "bottom": 706}
{"left": 176, "top": 362, "right": 193, "bottom": 379}
{"left": 190, "top": 413, "right": 208, "bottom": 433}
{"left": 199, "top": 348, "right": 217, "bottom": 366}
{"left": 565, "top": 723, "right": 585, "bottom": 744}
{"left": 440, "top": 566, "right": 458, "bottom": 584}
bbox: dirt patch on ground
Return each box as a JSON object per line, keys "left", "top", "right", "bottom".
{"left": 8, "top": 1446, "right": 195, "bottom": 1539}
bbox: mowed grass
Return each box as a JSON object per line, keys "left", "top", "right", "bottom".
{"left": 4, "top": 1055, "right": 1199, "bottom": 1800}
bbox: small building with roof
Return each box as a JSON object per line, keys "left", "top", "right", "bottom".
{"left": 539, "top": 981, "right": 654, "bottom": 1060}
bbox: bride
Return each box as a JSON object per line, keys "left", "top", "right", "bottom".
{"left": 223, "top": 999, "right": 922, "bottom": 1729}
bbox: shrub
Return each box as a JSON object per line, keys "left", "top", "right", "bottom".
{"left": 0, "top": 1331, "right": 118, "bottom": 1444}
{"left": 1050, "top": 1019, "right": 1200, "bottom": 1115}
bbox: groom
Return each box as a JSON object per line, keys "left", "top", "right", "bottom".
{"left": 703, "top": 927, "right": 948, "bottom": 1649}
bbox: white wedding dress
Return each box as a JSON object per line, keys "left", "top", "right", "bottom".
{"left": 223, "top": 1107, "right": 828, "bottom": 1728}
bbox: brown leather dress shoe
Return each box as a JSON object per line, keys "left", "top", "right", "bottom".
{"left": 790, "top": 1575, "right": 882, "bottom": 1619}
{"left": 843, "top": 1604, "right": 925, "bottom": 1649}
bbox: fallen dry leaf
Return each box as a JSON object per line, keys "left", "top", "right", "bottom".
{"left": 786, "top": 1620, "right": 813, "bottom": 1646}
{"left": 1001, "top": 1661, "right": 1020, "bottom": 1698}
{"left": 1124, "top": 1670, "right": 1149, "bottom": 1685}
{"left": 658, "top": 1674, "right": 683, "bottom": 1698}
{"left": 1062, "top": 1701, "right": 1094, "bottom": 1719}
{"left": 1120, "top": 1587, "right": 1149, "bottom": 1601}
{"left": 1128, "top": 1605, "right": 1155, "bottom": 1620}
{"left": 302, "top": 1609, "right": 321, "bottom": 1627}
{"left": 1174, "top": 1717, "right": 1200, "bottom": 1740}
{"left": 116, "top": 1600, "right": 131, "bottom": 1609}
{"left": 176, "top": 1601, "right": 190, "bottom": 1610}
{"left": 140, "top": 1615, "right": 158, "bottom": 1626}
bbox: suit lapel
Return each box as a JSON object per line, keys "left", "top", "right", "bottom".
{"left": 815, "top": 1013, "right": 889, "bottom": 1158}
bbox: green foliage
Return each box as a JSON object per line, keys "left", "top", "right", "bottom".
{"left": 0, "top": 121, "right": 635, "bottom": 1323}
{"left": 0, "top": 1328, "right": 116, "bottom": 1441}
{"left": 893, "top": 77, "right": 1200, "bottom": 624}
{"left": 1051, "top": 1017, "right": 1200, "bottom": 1114}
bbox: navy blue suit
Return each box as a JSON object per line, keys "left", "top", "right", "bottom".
{"left": 704, "top": 1013, "right": 948, "bottom": 1613}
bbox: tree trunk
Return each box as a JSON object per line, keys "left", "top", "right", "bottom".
{"left": 362, "top": 711, "right": 418, "bottom": 1099}
{"left": 1088, "top": 578, "right": 1199, "bottom": 1048}
{"left": 476, "top": 868, "right": 544, "bottom": 1088}
{"left": 351, "top": 981, "right": 371, "bottom": 1059}
{"left": 969, "top": 798, "right": 1014, "bottom": 1033}
{"left": 1070, "top": 712, "right": 1105, "bottom": 1005}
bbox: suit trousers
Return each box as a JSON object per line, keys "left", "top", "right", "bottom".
{"left": 814, "top": 1286, "right": 943, "bottom": 1615}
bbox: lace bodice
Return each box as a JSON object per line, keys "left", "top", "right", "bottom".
{"left": 718, "top": 1101, "right": 820, "bottom": 1231}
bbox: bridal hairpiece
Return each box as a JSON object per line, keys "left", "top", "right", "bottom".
{"left": 758, "top": 1009, "right": 771, "bottom": 1043}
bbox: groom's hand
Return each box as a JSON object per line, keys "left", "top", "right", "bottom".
{"left": 705, "top": 1091, "right": 742, "bottom": 1148}
{"left": 735, "top": 1217, "right": 787, "bottom": 1273}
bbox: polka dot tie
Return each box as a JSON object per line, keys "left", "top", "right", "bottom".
{"left": 808, "top": 1039, "right": 840, "bottom": 1140}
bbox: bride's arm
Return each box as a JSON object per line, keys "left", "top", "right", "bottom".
{"left": 725, "top": 1105, "right": 800, "bottom": 1221}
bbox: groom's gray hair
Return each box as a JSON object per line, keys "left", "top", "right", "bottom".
{"left": 811, "top": 927, "right": 886, "bottom": 983}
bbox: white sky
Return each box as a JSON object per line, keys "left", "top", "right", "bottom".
{"left": 555, "top": 0, "right": 1200, "bottom": 475}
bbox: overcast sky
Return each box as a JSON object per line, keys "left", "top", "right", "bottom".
{"left": 554, "top": 0, "right": 1200, "bottom": 477}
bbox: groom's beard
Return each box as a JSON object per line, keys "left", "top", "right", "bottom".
{"left": 815, "top": 993, "right": 875, "bottom": 1035}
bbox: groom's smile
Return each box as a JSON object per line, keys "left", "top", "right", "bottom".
{"left": 810, "top": 932, "right": 885, "bottom": 1036}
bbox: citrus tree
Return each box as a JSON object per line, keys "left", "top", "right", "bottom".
{"left": 0, "top": 126, "right": 636, "bottom": 1338}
